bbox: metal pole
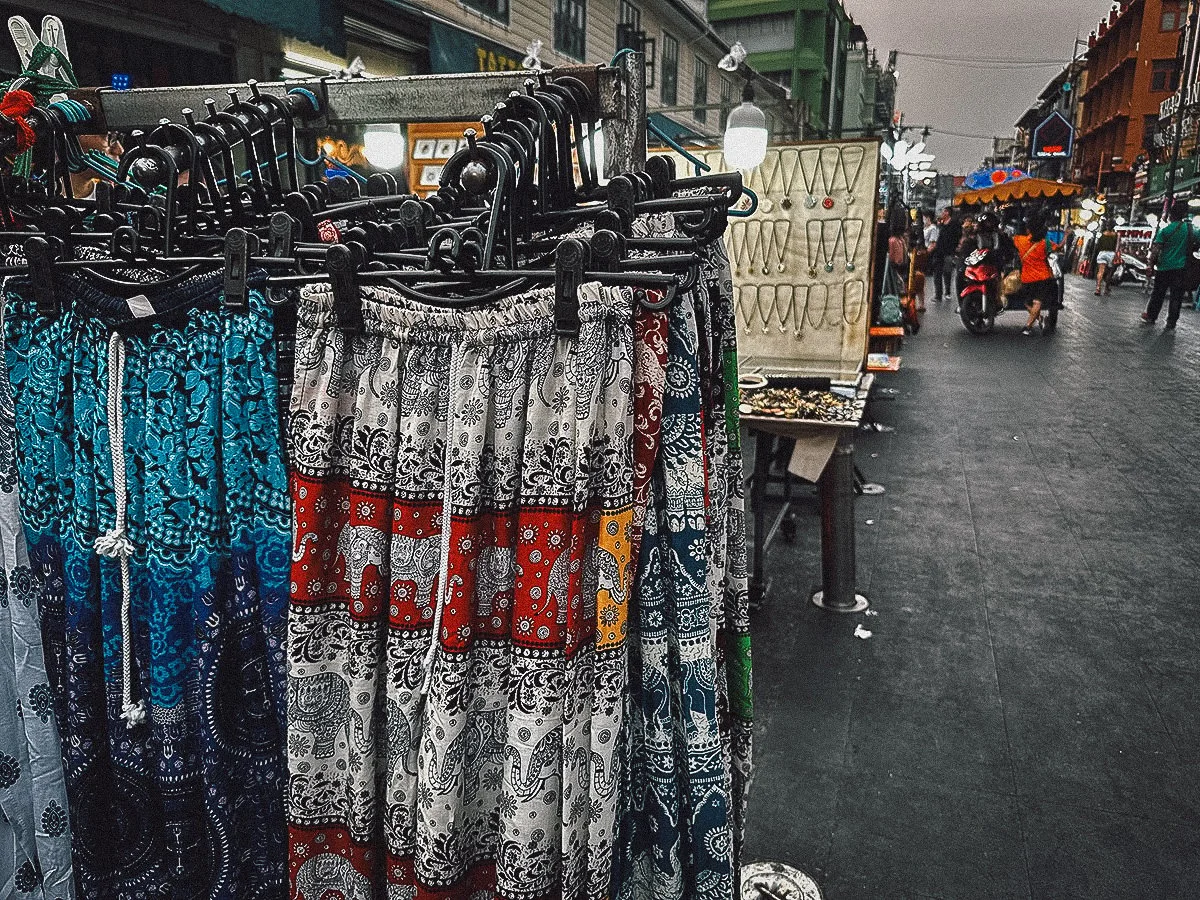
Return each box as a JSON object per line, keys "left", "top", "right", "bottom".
{"left": 812, "top": 436, "right": 868, "bottom": 613}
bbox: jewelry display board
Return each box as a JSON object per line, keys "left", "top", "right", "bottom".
{"left": 656, "top": 139, "right": 881, "bottom": 381}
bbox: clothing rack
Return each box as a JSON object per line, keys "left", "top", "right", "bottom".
{"left": 44, "top": 54, "right": 646, "bottom": 179}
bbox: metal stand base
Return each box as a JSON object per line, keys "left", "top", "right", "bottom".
{"left": 741, "top": 860, "right": 824, "bottom": 900}
{"left": 811, "top": 591, "right": 869, "bottom": 613}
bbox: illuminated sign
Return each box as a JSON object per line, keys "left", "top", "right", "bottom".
{"left": 1032, "top": 111, "right": 1074, "bottom": 159}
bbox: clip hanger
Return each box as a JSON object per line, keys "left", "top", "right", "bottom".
{"left": 24, "top": 235, "right": 56, "bottom": 317}
{"left": 327, "top": 243, "right": 363, "bottom": 334}
{"left": 554, "top": 238, "right": 588, "bottom": 337}
{"left": 222, "top": 227, "right": 258, "bottom": 311}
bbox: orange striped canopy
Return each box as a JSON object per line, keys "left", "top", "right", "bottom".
{"left": 954, "top": 177, "right": 1084, "bottom": 206}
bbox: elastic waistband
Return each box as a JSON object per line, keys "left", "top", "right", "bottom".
{"left": 9, "top": 268, "right": 267, "bottom": 328}
{"left": 298, "top": 282, "right": 632, "bottom": 346}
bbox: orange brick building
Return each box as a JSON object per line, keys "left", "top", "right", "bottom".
{"left": 1076, "top": 0, "right": 1185, "bottom": 197}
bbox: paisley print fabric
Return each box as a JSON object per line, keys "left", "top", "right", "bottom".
{"left": 613, "top": 231, "right": 753, "bottom": 900}
{"left": 287, "top": 283, "right": 636, "bottom": 900}
{"left": 0, "top": 283, "right": 75, "bottom": 898}
{"left": 4, "top": 274, "right": 291, "bottom": 899}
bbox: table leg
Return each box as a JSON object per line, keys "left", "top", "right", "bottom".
{"left": 812, "top": 436, "right": 868, "bottom": 613}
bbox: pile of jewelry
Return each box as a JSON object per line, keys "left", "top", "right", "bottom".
{"left": 740, "top": 387, "right": 865, "bottom": 423}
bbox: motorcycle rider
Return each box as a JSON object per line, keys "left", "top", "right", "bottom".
{"left": 956, "top": 213, "right": 1013, "bottom": 312}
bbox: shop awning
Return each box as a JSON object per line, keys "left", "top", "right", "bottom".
{"left": 648, "top": 112, "right": 708, "bottom": 145}
{"left": 201, "top": 0, "right": 345, "bottom": 55}
{"left": 954, "top": 177, "right": 1083, "bottom": 206}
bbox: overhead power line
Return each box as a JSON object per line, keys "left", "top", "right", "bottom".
{"left": 895, "top": 50, "right": 1071, "bottom": 70}
{"left": 928, "top": 128, "right": 1009, "bottom": 141}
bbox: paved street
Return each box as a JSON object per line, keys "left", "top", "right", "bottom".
{"left": 745, "top": 273, "right": 1200, "bottom": 899}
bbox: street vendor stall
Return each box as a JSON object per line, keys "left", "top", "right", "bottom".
{"left": 657, "top": 139, "right": 881, "bottom": 613}
{"left": 954, "top": 176, "right": 1083, "bottom": 207}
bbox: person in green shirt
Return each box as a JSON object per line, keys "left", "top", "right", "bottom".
{"left": 1143, "top": 199, "right": 1193, "bottom": 329}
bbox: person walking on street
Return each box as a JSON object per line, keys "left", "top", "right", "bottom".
{"left": 933, "top": 208, "right": 962, "bottom": 302}
{"left": 1013, "top": 219, "right": 1062, "bottom": 336}
{"left": 1093, "top": 221, "right": 1118, "bottom": 295}
{"left": 1143, "top": 199, "right": 1193, "bottom": 329}
{"left": 923, "top": 210, "right": 939, "bottom": 259}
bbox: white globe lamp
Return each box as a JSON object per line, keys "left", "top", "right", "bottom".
{"left": 723, "top": 83, "right": 768, "bottom": 171}
{"left": 363, "top": 123, "right": 406, "bottom": 170}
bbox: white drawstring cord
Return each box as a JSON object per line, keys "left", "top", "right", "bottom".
{"left": 94, "top": 332, "right": 146, "bottom": 728}
{"left": 420, "top": 345, "right": 461, "bottom": 697}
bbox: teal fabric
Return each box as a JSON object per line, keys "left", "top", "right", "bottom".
{"left": 4, "top": 275, "right": 290, "bottom": 899}
{"left": 201, "top": 0, "right": 345, "bottom": 55}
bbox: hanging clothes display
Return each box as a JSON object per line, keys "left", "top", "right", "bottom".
{"left": 612, "top": 225, "right": 752, "bottom": 900}
{"left": 287, "top": 283, "right": 636, "bottom": 898}
{"left": 3, "top": 274, "right": 291, "bottom": 899}
{"left": 0, "top": 46, "right": 757, "bottom": 900}
{"left": 0, "top": 278, "right": 75, "bottom": 899}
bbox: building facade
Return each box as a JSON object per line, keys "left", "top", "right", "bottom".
{"left": 709, "top": 0, "right": 881, "bottom": 138}
{"left": 1077, "top": 0, "right": 1185, "bottom": 199}
{"left": 1013, "top": 59, "right": 1085, "bottom": 180}
{"left": 841, "top": 40, "right": 896, "bottom": 138}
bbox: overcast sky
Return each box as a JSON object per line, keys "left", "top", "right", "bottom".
{"left": 847, "top": 0, "right": 1117, "bottom": 173}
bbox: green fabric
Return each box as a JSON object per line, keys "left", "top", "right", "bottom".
{"left": 1154, "top": 222, "right": 1191, "bottom": 272}
{"left": 728, "top": 632, "right": 753, "bottom": 719}
{"left": 724, "top": 350, "right": 740, "bottom": 452}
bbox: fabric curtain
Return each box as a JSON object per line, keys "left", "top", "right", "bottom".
{"left": 287, "top": 282, "right": 636, "bottom": 899}
{"left": 3, "top": 275, "right": 291, "bottom": 899}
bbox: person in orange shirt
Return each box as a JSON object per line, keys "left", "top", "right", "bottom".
{"left": 1012, "top": 219, "right": 1064, "bottom": 335}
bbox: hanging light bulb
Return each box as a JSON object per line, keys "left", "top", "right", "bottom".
{"left": 363, "top": 123, "right": 405, "bottom": 170}
{"left": 723, "top": 82, "right": 768, "bottom": 171}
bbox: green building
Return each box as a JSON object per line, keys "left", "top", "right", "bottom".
{"left": 709, "top": 0, "right": 876, "bottom": 138}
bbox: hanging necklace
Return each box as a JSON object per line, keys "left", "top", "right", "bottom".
{"left": 842, "top": 279, "right": 867, "bottom": 325}
{"left": 737, "top": 289, "right": 758, "bottom": 332}
{"left": 837, "top": 145, "right": 867, "bottom": 205}
{"left": 800, "top": 147, "right": 827, "bottom": 208}
{"left": 838, "top": 220, "right": 865, "bottom": 272}
{"left": 806, "top": 220, "right": 829, "bottom": 277}
{"left": 791, "top": 285, "right": 809, "bottom": 338}
{"left": 817, "top": 146, "right": 841, "bottom": 209}
{"left": 805, "top": 283, "right": 832, "bottom": 330}
{"left": 821, "top": 219, "right": 841, "bottom": 273}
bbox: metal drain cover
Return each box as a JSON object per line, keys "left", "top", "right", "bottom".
{"left": 741, "top": 861, "right": 823, "bottom": 900}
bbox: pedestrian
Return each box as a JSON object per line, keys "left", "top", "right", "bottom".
{"left": 1142, "top": 199, "right": 1194, "bottom": 329}
{"left": 932, "top": 208, "right": 963, "bottom": 302}
{"left": 908, "top": 222, "right": 929, "bottom": 313}
{"left": 1013, "top": 218, "right": 1060, "bottom": 335}
{"left": 923, "top": 210, "right": 939, "bottom": 258}
{"left": 1093, "top": 220, "right": 1118, "bottom": 295}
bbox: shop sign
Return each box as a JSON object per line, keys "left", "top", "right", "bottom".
{"left": 408, "top": 122, "right": 482, "bottom": 196}
{"left": 429, "top": 21, "right": 524, "bottom": 74}
{"left": 1031, "top": 111, "right": 1074, "bottom": 159}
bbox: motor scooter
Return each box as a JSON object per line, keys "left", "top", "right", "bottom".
{"left": 1110, "top": 252, "right": 1149, "bottom": 286}
{"left": 959, "top": 246, "right": 1061, "bottom": 335}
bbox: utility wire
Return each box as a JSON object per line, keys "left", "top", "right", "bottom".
{"left": 897, "top": 50, "right": 1071, "bottom": 66}
{"left": 928, "top": 128, "right": 1009, "bottom": 141}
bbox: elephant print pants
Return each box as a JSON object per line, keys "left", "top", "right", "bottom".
{"left": 287, "top": 283, "right": 636, "bottom": 900}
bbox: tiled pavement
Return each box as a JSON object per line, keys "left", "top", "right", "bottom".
{"left": 744, "top": 275, "right": 1200, "bottom": 899}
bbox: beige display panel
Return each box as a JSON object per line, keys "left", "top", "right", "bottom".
{"left": 655, "top": 139, "right": 880, "bottom": 381}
